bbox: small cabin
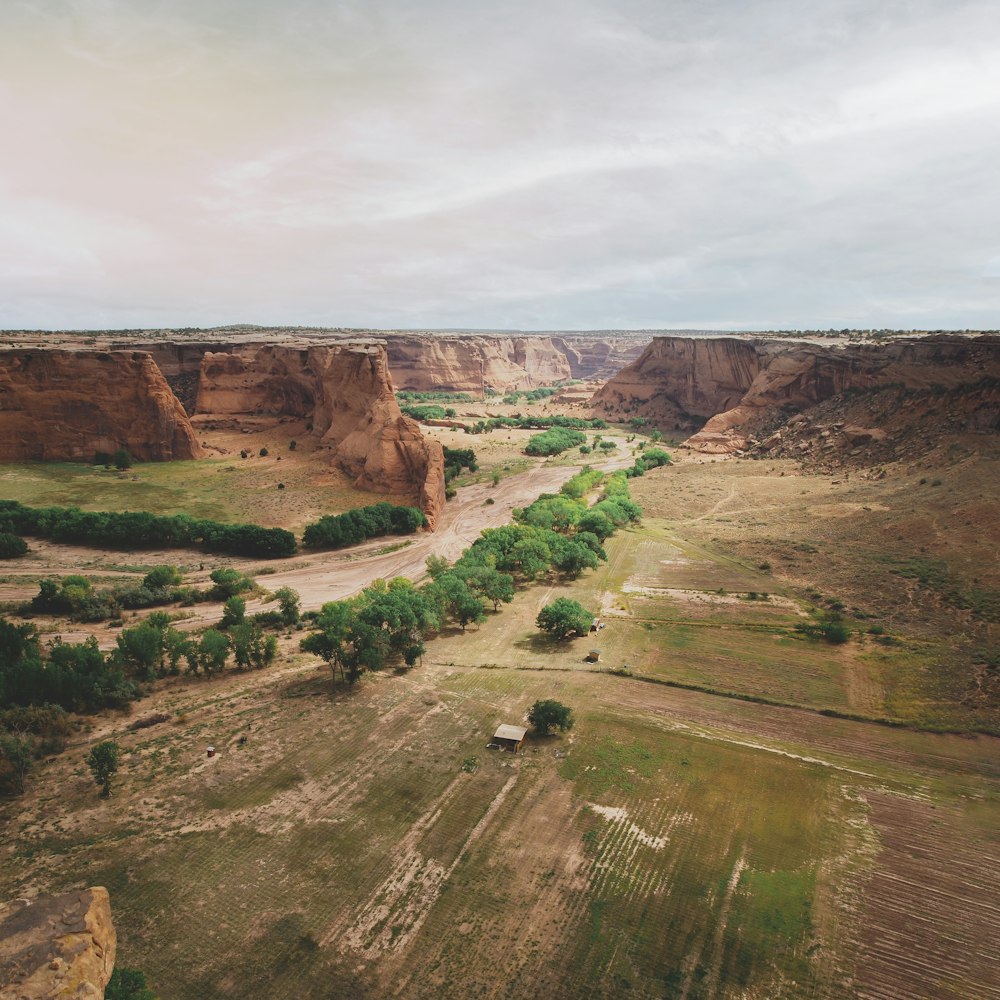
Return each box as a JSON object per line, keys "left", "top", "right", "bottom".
{"left": 492, "top": 724, "right": 528, "bottom": 753}
{"left": 590, "top": 618, "right": 601, "bottom": 632}
{"left": 585, "top": 649, "right": 602, "bottom": 663}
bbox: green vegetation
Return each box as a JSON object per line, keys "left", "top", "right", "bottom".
{"left": 0, "top": 532, "right": 28, "bottom": 558}
{"left": 400, "top": 404, "right": 448, "bottom": 420}
{"left": 466, "top": 414, "right": 608, "bottom": 435}
{"left": 105, "top": 967, "right": 158, "bottom": 1000}
{"left": 302, "top": 502, "right": 425, "bottom": 550}
{"left": 442, "top": 446, "right": 478, "bottom": 485}
{"left": 85, "top": 739, "right": 121, "bottom": 797}
{"left": 536, "top": 598, "right": 592, "bottom": 640}
{"left": 524, "top": 428, "right": 587, "bottom": 456}
{"left": 0, "top": 500, "right": 296, "bottom": 558}
{"left": 298, "top": 470, "right": 641, "bottom": 686}
{"left": 396, "top": 390, "right": 475, "bottom": 403}
{"left": 625, "top": 446, "right": 672, "bottom": 478}
{"left": 527, "top": 698, "right": 574, "bottom": 734}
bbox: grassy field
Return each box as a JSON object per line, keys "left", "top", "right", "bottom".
{"left": 3, "top": 484, "right": 999, "bottom": 999}
{"left": 3, "top": 420, "right": 999, "bottom": 998}
{"left": 0, "top": 422, "right": 403, "bottom": 532}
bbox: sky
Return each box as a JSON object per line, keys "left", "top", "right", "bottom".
{"left": 1, "top": 0, "right": 999, "bottom": 331}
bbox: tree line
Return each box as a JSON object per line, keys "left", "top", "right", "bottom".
{"left": 0, "top": 500, "right": 296, "bottom": 558}
{"left": 0, "top": 497, "right": 438, "bottom": 560}
{"left": 301, "top": 502, "right": 426, "bottom": 551}
{"left": 299, "top": 468, "right": 642, "bottom": 685}
{"left": 465, "top": 414, "right": 608, "bottom": 435}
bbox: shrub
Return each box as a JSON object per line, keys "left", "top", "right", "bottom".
{"left": 0, "top": 533, "right": 27, "bottom": 558}
{"left": 524, "top": 428, "right": 587, "bottom": 457}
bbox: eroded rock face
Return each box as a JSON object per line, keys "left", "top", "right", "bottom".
{"left": 195, "top": 343, "right": 446, "bottom": 526}
{"left": 0, "top": 350, "right": 204, "bottom": 462}
{"left": 0, "top": 887, "right": 116, "bottom": 1000}
{"left": 590, "top": 337, "right": 762, "bottom": 429}
{"left": 593, "top": 334, "right": 1000, "bottom": 455}
{"left": 383, "top": 335, "right": 646, "bottom": 393}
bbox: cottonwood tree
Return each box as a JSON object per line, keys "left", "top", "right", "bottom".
{"left": 536, "top": 598, "right": 592, "bottom": 640}
{"left": 527, "top": 699, "right": 574, "bottom": 735}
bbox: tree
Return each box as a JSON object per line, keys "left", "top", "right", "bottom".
{"left": 527, "top": 699, "right": 574, "bottom": 735}
{"left": 300, "top": 601, "right": 359, "bottom": 684}
{"left": 536, "top": 598, "right": 591, "bottom": 640}
{"left": 274, "top": 587, "right": 300, "bottom": 626}
{"left": 113, "top": 449, "right": 133, "bottom": 471}
{"left": 105, "top": 967, "right": 157, "bottom": 1000}
{"left": 229, "top": 621, "right": 277, "bottom": 671}
{"left": 0, "top": 532, "right": 27, "bottom": 558}
{"left": 142, "top": 565, "right": 182, "bottom": 590}
{"left": 208, "top": 567, "right": 252, "bottom": 600}
{"left": 428, "top": 573, "right": 486, "bottom": 631}
{"left": 86, "top": 740, "right": 121, "bottom": 798}
{"left": 0, "top": 733, "right": 33, "bottom": 794}
{"left": 220, "top": 596, "right": 246, "bottom": 629}
{"left": 112, "top": 623, "right": 163, "bottom": 680}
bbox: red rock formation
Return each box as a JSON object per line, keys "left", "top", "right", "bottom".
{"left": 195, "top": 343, "right": 446, "bottom": 526}
{"left": 0, "top": 350, "right": 204, "bottom": 462}
{"left": 590, "top": 337, "right": 761, "bottom": 429}
{"left": 593, "top": 334, "right": 1000, "bottom": 454}
{"left": 383, "top": 334, "right": 646, "bottom": 394}
{"left": 0, "top": 887, "right": 116, "bottom": 1000}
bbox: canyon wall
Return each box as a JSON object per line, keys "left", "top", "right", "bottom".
{"left": 195, "top": 343, "right": 446, "bottom": 525}
{"left": 0, "top": 350, "right": 204, "bottom": 462}
{"left": 593, "top": 334, "right": 1000, "bottom": 454}
{"left": 0, "top": 887, "right": 116, "bottom": 1000}
{"left": 382, "top": 334, "right": 646, "bottom": 393}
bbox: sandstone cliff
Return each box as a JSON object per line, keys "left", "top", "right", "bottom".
{"left": 195, "top": 343, "right": 446, "bottom": 526}
{"left": 0, "top": 887, "right": 116, "bottom": 1000}
{"left": 593, "top": 335, "right": 1000, "bottom": 456}
{"left": 0, "top": 350, "right": 204, "bottom": 463}
{"left": 383, "top": 335, "right": 646, "bottom": 393}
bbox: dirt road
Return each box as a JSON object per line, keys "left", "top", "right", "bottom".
{"left": 2, "top": 452, "right": 632, "bottom": 641}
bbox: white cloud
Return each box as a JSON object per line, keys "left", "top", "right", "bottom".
{"left": 1, "top": 0, "right": 999, "bottom": 329}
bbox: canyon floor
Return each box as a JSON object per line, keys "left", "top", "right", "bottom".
{"left": 1, "top": 405, "right": 999, "bottom": 999}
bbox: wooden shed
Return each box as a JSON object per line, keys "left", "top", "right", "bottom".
{"left": 586, "top": 649, "right": 602, "bottom": 663}
{"left": 492, "top": 724, "right": 528, "bottom": 753}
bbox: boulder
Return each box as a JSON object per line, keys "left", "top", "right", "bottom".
{"left": 0, "top": 888, "right": 115, "bottom": 1000}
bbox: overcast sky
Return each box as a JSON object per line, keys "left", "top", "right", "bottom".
{"left": 2, "top": 0, "right": 999, "bottom": 331}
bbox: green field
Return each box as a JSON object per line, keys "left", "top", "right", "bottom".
{"left": 2, "top": 473, "right": 999, "bottom": 999}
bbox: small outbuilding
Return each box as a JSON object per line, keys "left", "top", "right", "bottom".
{"left": 492, "top": 724, "right": 528, "bottom": 753}
{"left": 586, "top": 649, "right": 602, "bottom": 663}
{"left": 590, "top": 618, "right": 601, "bottom": 632}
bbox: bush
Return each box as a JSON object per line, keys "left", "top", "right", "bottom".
{"left": 0, "top": 532, "right": 27, "bottom": 558}
{"left": 524, "top": 428, "right": 587, "bottom": 457}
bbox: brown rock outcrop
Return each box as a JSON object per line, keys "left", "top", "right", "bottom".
{"left": 0, "top": 887, "right": 116, "bottom": 1000}
{"left": 0, "top": 350, "right": 204, "bottom": 462}
{"left": 383, "top": 334, "right": 646, "bottom": 394}
{"left": 590, "top": 337, "right": 762, "bottom": 429}
{"left": 195, "top": 343, "right": 446, "bottom": 526}
{"left": 593, "top": 334, "right": 1000, "bottom": 455}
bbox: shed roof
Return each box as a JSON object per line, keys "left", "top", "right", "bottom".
{"left": 494, "top": 724, "right": 528, "bottom": 742}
